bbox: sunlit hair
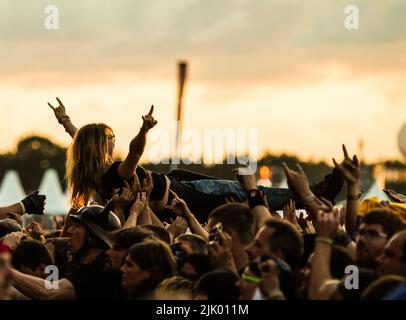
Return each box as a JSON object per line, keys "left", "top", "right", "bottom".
{"left": 66, "top": 123, "right": 113, "bottom": 208}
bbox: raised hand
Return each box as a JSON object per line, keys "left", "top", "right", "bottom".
{"left": 233, "top": 167, "right": 257, "bottom": 191}
{"left": 165, "top": 190, "right": 191, "bottom": 219}
{"left": 315, "top": 208, "right": 340, "bottom": 240}
{"left": 25, "top": 221, "right": 44, "bottom": 241}
{"left": 141, "top": 105, "right": 158, "bottom": 132}
{"left": 1, "top": 231, "right": 26, "bottom": 251}
{"left": 20, "top": 191, "right": 46, "bottom": 215}
{"left": 130, "top": 192, "right": 148, "bottom": 216}
{"left": 208, "top": 228, "right": 236, "bottom": 272}
{"left": 332, "top": 144, "right": 360, "bottom": 186}
{"left": 283, "top": 198, "right": 298, "bottom": 225}
{"left": 110, "top": 183, "right": 135, "bottom": 209}
{"left": 383, "top": 189, "right": 406, "bottom": 203}
{"left": 141, "top": 170, "right": 154, "bottom": 199}
{"left": 48, "top": 97, "right": 69, "bottom": 124}
{"left": 167, "top": 216, "right": 189, "bottom": 240}
{"left": 259, "top": 259, "right": 285, "bottom": 300}
{"left": 282, "top": 163, "right": 312, "bottom": 200}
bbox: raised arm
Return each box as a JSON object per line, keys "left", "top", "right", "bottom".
{"left": 308, "top": 208, "right": 339, "bottom": 300}
{"left": 0, "top": 191, "right": 46, "bottom": 218}
{"left": 117, "top": 105, "right": 158, "bottom": 180}
{"left": 332, "top": 144, "right": 360, "bottom": 239}
{"left": 167, "top": 190, "right": 209, "bottom": 240}
{"left": 48, "top": 97, "right": 78, "bottom": 138}
{"left": 234, "top": 168, "right": 272, "bottom": 230}
{"left": 282, "top": 163, "right": 323, "bottom": 221}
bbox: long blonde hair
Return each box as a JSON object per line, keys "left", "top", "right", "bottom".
{"left": 66, "top": 123, "right": 113, "bottom": 208}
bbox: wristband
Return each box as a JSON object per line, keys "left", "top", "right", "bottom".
{"left": 347, "top": 192, "right": 362, "bottom": 201}
{"left": 247, "top": 189, "right": 266, "bottom": 209}
{"left": 19, "top": 201, "right": 26, "bottom": 214}
{"left": 316, "top": 236, "right": 333, "bottom": 245}
{"left": 58, "top": 115, "right": 70, "bottom": 124}
{"left": 0, "top": 242, "right": 11, "bottom": 253}
{"left": 303, "top": 194, "right": 316, "bottom": 207}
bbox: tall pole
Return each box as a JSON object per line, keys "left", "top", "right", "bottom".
{"left": 172, "top": 61, "right": 187, "bottom": 170}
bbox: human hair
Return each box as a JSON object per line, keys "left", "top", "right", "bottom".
{"left": 361, "top": 209, "right": 406, "bottom": 239}
{"left": 113, "top": 227, "right": 156, "bottom": 249}
{"left": 194, "top": 269, "right": 239, "bottom": 300}
{"left": 45, "top": 238, "right": 70, "bottom": 276}
{"left": 208, "top": 203, "right": 255, "bottom": 245}
{"left": 66, "top": 123, "right": 113, "bottom": 208}
{"left": 0, "top": 218, "right": 22, "bottom": 238}
{"left": 128, "top": 240, "right": 177, "bottom": 296}
{"left": 179, "top": 254, "right": 213, "bottom": 280}
{"left": 12, "top": 240, "right": 53, "bottom": 271}
{"left": 176, "top": 234, "right": 208, "bottom": 255}
{"left": 142, "top": 225, "right": 171, "bottom": 244}
{"left": 361, "top": 275, "right": 406, "bottom": 300}
{"left": 338, "top": 268, "right": 379, "bottom": 300}
{"left": 155, "top": 276, "right": 195, "bottom": 299}
{"left": 264, "top": 219, "right": 304, "bottom": 269}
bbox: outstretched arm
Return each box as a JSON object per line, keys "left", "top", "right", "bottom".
{"left": 8, "top": 267, "right": 76, "bottom": 300}
{"left": 0, "top": 191, "right": 46, "bottom": 218}
{"left": 48, "top": 97, "right": 78, "bottom": 138}
{"left": 117, "top": 105, "right": 158, "bottom": 180}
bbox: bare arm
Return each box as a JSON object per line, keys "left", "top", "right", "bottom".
{"left": 147, "top": 206, "right": 165, "bottom": 228}
{"left": 137, "top": 207, "right": 153, "bottom": 225}
{"left": 234, "top": 168, "right": 272, "bottom": 230}
{"left": 167, "top": 190, "right": 209, "bottom": 240}
{"left": 0, "top": 191, "right": 46, "bottom": 218}
{"left": 118, "top": 105, "right": 157, "bottom": 180}
{"left": 48, "top": 97, "right": 78, "bottom": 138}
{"left": 333, "top": 145, "right": 361, "bottom": 239}
{"left": 308, "top": 241, "right": 333, "bottom": 300}
{"left": 0, "top": 203, "right": 23, "bottom": 217}
{"left": 184, "top": 208, "right": 209, "bottom": 240}
{"left": 308, "top": 209, "right": 339, "bottom": 300}
{"left": 9, "top": 268, "right": 76, "bottom": 300}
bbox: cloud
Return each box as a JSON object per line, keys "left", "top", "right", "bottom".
{"left": 1, "top": 0, "right": 406, "bottom": 88}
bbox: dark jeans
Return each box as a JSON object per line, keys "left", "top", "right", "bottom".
{"left": 166, "top": 169, "right": 292, "bottom": 223}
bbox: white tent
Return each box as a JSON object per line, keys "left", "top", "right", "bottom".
{"left": 276, "top": 176, "right": 288, "bottom": 189}
{"left": 38, "top": 169, "right": 69, "bottom": 215}
{"left": 0, "top": 170, "right": 26, "bottom": 206}
{"left": 362, "top": 181, "right": 391, "bottom": 202}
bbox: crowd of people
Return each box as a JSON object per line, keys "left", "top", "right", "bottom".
{"left": 1, "top": 97, "right": 406, "bottom": 300}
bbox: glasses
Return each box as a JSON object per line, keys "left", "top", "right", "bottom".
{"left": 241, "top": 273, "right": 261, "bottom": 284}
{"left": 357, "top": 229, "right": 387, "bottom": 239}
{"left": 107, "top": 134, "right": 115, "bottom": 141}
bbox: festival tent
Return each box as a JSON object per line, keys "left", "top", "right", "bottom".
{"left": 362, "top": 180, "right": 391, "bottom": 202}
{"left": 38, "top": 169, "right": 69, "bottom": 215}
{"left": 0, "top": 170, "right": 26, "bottom": 206}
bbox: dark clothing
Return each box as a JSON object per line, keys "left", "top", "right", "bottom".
{"left": 167, "top": 173, "right": 231, "bottom": 223}
{"left": 65, "top": 252, "right": 123, "bottom": 300}
{"left": 99, "top": 161, "right": 132, "bottom": 203}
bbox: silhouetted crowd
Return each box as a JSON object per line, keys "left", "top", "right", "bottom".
{"left": 1, "top": 99, "right": 406, "bottom": 300}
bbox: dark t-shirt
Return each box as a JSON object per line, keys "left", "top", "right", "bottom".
{"left": 99, "top": 161, "right": 131, "bottom": 203}
{"left": 65, "top": 252, "right": 123, "bottom": 300}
